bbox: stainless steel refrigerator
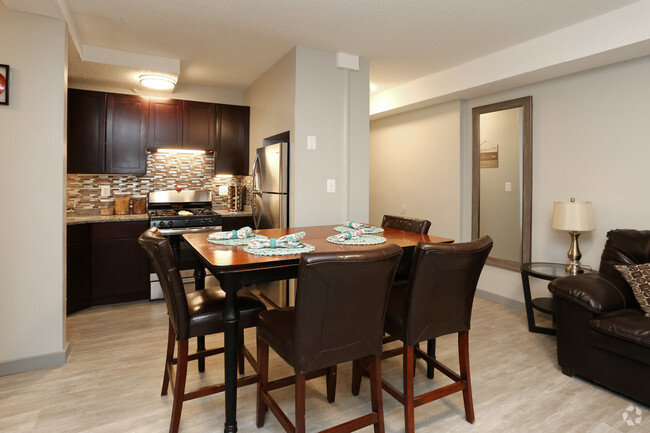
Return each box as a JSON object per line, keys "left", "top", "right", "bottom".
{"left": 251, "top": 141, "right": 292, "bottom": 306}
{"left": 252, "top": 142, "right": 289, "bottom": 229}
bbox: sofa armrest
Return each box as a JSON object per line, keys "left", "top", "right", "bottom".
{"left": 548, "top": 272, "right": 632, "bottom": 314}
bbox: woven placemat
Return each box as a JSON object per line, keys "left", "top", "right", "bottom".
{"left": 326, "top": 235, "right": 386, "bottom": 245}
{"left": 243, "top": 243, "right": 316, "bottom": 256}
{"left": 333, "top": 225, "right": 384, "bottom": 234}
{"left": 207, "top": 235, "right": 268, "bottom": 246}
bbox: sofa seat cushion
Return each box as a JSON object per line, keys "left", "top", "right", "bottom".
{"left": 589, "top": 309, "right": 650, "bottom": 349}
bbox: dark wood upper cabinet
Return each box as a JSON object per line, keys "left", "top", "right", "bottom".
{"left": 147, "top": 98, "right": 183, "bottom": 149}
{"left": 68, "top": 89, "right": 106, "bottom": 174}
{"left": 215, "top": 104, "right": 250, "bottom": 175}
{"left": 105, "top": 93, "right": 148, "bottom": 174}
{"left": 183, "top": 101, "right": 216, "bottom": 151}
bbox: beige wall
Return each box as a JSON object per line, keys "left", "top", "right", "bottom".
{"left": 464, "top": 55, "right": 650, "bottom": 306}
{"left": 371, "top": 55, "right": 650, "bottom": 308}
{"left": 369, "top": 100, "right": 461, "bottom": 239}
{"left": 246, "top": 46, "right": 370, "bottom": 226}
{"left": 0, "top": 7, "right": 67, "bottom": 373}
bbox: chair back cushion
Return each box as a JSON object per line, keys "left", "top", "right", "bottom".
{"left": 293, "top": 243, "right": 402, "bottom": 374}
{"left": 599, "top": 229, "right": 650, "bottom": 308}
{"left": 138, "top": 227, "right": 190, "bottom": 339}
{"left": 381, "top": 215, "right": 431, "bottom": 235}
{"left": 401, "top": 236, "right": 492, "bottom": 345}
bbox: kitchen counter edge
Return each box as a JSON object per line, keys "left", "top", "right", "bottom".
{"left": 67, "top": 210, "right": 252, "bottom": 225}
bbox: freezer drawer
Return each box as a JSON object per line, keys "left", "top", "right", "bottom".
{"left": 253, "top": 192, "right": 287, "bottom": 229}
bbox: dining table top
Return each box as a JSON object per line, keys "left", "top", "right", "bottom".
{"left": 183, "top": 224, "right": 454, "bottom": 272}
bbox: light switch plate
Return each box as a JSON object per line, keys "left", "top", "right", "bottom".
{"left": 100, "top": 185, "right": 110, "bottom": 197}
{"left": 505, "top": 182, "right": 512, "bottom": 192}
{"left": 327, "top": 179, "right": 336, "bottom": 193}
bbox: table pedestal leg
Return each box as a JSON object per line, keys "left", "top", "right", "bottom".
{"left": 193, "top": 265, "right": 206, "bottom": 372}
{"left": 222, "top": 280, "right": 240, "bottom": 433}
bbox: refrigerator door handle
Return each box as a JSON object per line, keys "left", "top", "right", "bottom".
{"left": 252, "top": 154, "right": 261, "bottom": 192}
{"left": 252, "top": 191, "right": 262, "bottom": 229}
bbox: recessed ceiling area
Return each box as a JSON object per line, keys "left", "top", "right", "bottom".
{"left": 3, "top": 0, "right": 645, "bottom": 94}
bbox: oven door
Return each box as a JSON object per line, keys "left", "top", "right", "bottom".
{"left": 150, "top": 226, "right": 221, "bottom": 300}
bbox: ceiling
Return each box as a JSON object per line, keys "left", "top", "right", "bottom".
{"left": 3, "top": 0, "right": 643, "bottom": 93}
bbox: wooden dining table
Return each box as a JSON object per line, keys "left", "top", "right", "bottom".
{"left": 183, "top": 224, "right": 453, "bottom": 432}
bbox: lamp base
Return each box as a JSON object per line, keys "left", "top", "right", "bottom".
{"left": 566, "top": 231, "right": 584, "bottom": 275}
{"left": 566, "top": 262, "right": 584, "bottom": 275}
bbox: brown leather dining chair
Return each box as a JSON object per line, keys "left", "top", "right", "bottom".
{"left": 381, "top": 214, "right": 431, "bottom": 236}
{"left": 256, "top": 244, "right": 403, "bottom": 433}
{"left": 352, "top": 236, "right": 492, "bottom": 432}
{"left": 381, "top": 214, "right": 437, "bottom": 377}
{"left": 138, "top": 227, "right": 267, "bottom": 433}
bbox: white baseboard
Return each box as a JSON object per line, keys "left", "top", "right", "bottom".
{"left": 0, "top": 343, "right": 70, "bottom": 376}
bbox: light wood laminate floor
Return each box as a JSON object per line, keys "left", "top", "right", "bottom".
{"left": 1, "top": 295, "right": 647, "bottom": 432}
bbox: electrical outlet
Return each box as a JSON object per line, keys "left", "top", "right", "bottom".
{"left": 100, "top": 185, "right": 110, "bottom": 197}
{"left": 307, "top": 136, "right": 317, "bottom": 150}
{"left": 327, "top": 179, "right": 336, "bottom": 193}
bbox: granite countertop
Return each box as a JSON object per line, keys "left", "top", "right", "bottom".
{"left": 67, "top": 207, "right": 252, "bottom": 225}
{"left": 216, "top": 209, "right": 253, "bottom": 217}
{"left": 67, "top": 213, "right": 149, "bottom": 225}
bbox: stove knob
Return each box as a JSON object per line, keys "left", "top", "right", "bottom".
{"left": 158, "top": 221, "right": 165, "bottom": 228}
{"left": 168, "top": 221, "right": 174, "bottom": 227}
{"left": 184, "top": 219, "right": 190, "bottom": 226}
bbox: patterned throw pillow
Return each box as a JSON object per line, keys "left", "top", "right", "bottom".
{"left": 615, "top": 263, "right": 650, "bottom": 317}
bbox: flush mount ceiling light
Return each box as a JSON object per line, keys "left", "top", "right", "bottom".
{"left": 139, "top": 74, "right": 177, "bottom": 90}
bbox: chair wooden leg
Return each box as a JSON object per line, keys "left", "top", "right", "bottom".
{"left": 351, "top": 359, "right": 362, "bottom": 396}
{"left": 238, "top": 328, "right": 245, "bottom": 375}
{"left": 170, "top": 340, "right": 188, "bottom": 433}
{"left": 368, "top": 355, "right": 385, "bottom": 433}
{"left": 161, "top": 320, "right": 175, "bottom": 396}
{"left": 403, "top": 344, "right": 415, "bottom": 433}
{"left": 459, "top": 331, "right": 475, "bottom": 423}
{"left": 295, "top": 374, "right": 306, "bottom": 433}
{"left": 256, "top": 334, "right": 269, "bottom": 428}
{"left": 426, "top": 338, "right": 436, "bottom": 379}
{"left": 326, "top": 365, "right": 337, "bottom": 403}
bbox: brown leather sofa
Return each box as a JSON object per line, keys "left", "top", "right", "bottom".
{"left": 548, "top": 229, "right": 650, "bottom": 406}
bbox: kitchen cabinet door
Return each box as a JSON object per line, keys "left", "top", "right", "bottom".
{"left": 90, "top": 221, "right": 149, "bottom": 306}
{"left": 183, "top": 101, "right": 215, "bottom": 151}
{"left": 215, "top": 104, "right": 250, "bottom": 175}
{"left": 67, "top": 89, "right": 106, "bottom": 174}
{"left": 148, "top": 98, "right": 183, "bottom": 149}
{"left": 105, "top": 93, "right": 148, "bottom": 174}
{"left": 66, "top": 224, "right": 91, "bottom": 314}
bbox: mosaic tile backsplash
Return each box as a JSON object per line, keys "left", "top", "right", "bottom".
{"left": 67, "top": 151, "right": 251, "bottom": 211}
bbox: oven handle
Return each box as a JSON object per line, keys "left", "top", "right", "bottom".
{"left": 158, "top": 226, "right": 222, "bottom": 236}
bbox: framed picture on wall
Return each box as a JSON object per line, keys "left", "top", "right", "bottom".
{"left": 0, "top": 64, "right": 9, "bottom": 105}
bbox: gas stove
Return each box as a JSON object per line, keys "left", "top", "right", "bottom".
{"left": 148, "top": 190, "right": 222, "bottom": 234}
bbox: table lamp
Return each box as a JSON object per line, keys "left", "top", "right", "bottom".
{"left": 552, "top": 198, "right": 596, "bottom": 275}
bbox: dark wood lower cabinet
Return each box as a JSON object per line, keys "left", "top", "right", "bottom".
{"left": 66, "top": 221, "right": 149, "bottom": 314}
{"left": 66, "top": 224, "right": 91, "bottom": 314}
{"left": 222, "top": 215, "right": 254, "bottom": 231}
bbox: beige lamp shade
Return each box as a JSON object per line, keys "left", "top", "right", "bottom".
{"left": 552, "top": 200, "right": 596, "bottom": 232}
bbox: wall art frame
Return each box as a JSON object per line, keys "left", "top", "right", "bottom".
{"left": 0, "top": 64, "right": 9, "bottom": 105}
